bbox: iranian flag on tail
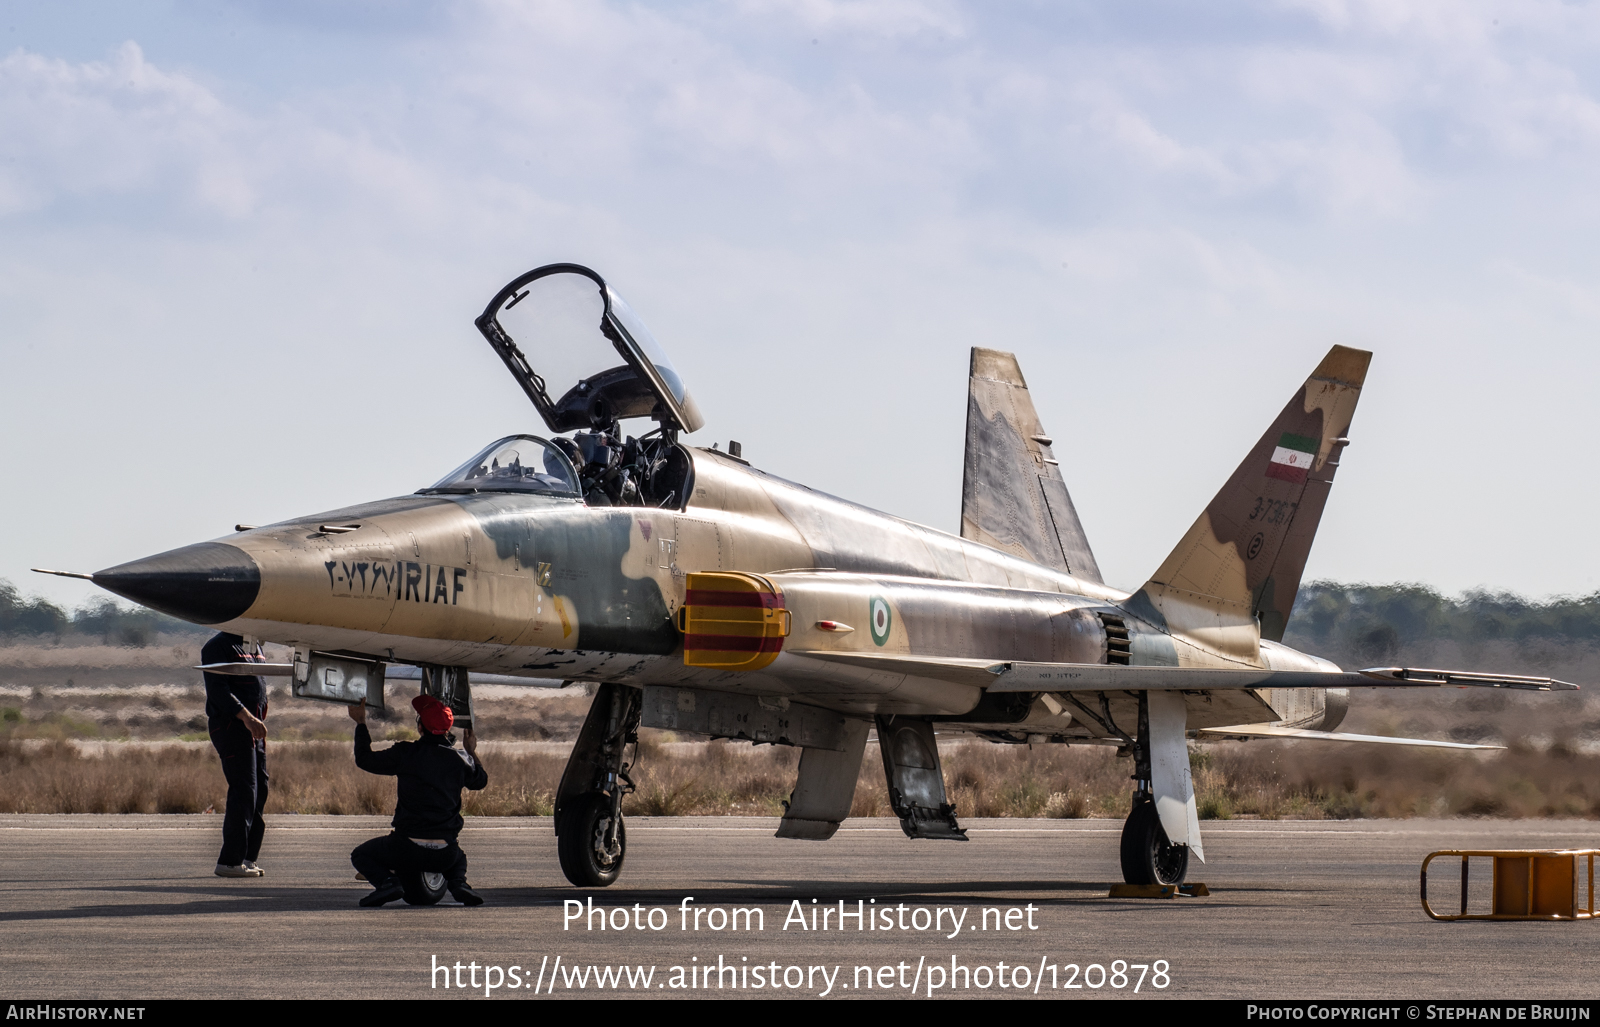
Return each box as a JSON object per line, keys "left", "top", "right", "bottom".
{"left": 1265, "top": 432, "right": 1318, "bottom": 483}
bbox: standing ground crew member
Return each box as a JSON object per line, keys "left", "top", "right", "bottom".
{"left": 201, "top": 631, "right": 269, "bottom": 878}
{"left": 347, "top": 694, "right": 488, "bottom": 907}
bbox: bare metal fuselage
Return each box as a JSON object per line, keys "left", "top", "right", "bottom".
{"left": 214, "top": 444, "right": 1336, "bottom": 742}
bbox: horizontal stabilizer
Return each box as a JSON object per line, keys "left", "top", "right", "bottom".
{"left": 985, "top": 663, "right": 1578, "bottom": 692}
{"left": 1196, "top": 724, "right": 1503, "bottom": 750}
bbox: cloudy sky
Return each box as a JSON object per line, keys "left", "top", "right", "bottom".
{"left": 5, "top": 0, "right": 1600, "bottom": 610}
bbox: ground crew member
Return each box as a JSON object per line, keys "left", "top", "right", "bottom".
{"left": 201, "top": 631, "right": 269, "bottom": 878}
{"left": 347, "top": 694, "right": 487, "bottom": 907}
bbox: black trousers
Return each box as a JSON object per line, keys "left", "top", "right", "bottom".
{"left": 351, "top": 832, "right": 469, "bottom": 889}
{"left": 211, "top": 733, "right": 268, "bottom": 867}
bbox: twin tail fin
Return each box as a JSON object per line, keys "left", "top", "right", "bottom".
{"left": 1131, "top": 345, "right": 1372, "bottom": 658}
{"left": 960, "top": 348, "right": 1103, "bottom": 584}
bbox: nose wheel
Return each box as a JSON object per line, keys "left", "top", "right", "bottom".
{"left": 558, "top": 793, "right": 628, "bottom": 887}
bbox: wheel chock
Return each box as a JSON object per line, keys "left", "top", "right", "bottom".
{"left": 1421, "top": 849, "right": 1597, "bottom": 921}
{"left": 1108, "top": 883, "right": 1210, "bottom": 899}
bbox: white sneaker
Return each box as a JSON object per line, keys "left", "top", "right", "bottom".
{"left": 244, "top": 860, "right": 264, "bottom": 876}
{"left": 215, "top": 863, "right": 262, "bottom": 878}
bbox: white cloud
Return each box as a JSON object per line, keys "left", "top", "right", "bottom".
{"left": 0, "top": 42, "right": 243, "bottom": 216}
{"left": 726, "top": 0, "right": 965, "bottom": 38}
{"left": 1272, "top": 0, "right": 1600, "bottom": 159}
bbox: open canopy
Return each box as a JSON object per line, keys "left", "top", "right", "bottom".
{"left": 475, "top": 263, "right": 705, "bottom": 435}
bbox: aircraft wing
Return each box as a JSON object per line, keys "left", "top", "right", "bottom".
{"left": 986, "top": 663, "right": 1578, "bottom": 692}
{"left": 783, "top": 652, "right": 1577, "bottom": 693}
{"left": 1194, "top": 723, "right": 1504, "bottom": 750}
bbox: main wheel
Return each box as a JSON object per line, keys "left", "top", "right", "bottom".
{"left": 1119, "top": 800, "right": 1189, "bottom": 885}
{"left": 557, "top": 794, "right": 626, "bottom": 887}
{"left": 401, "top": 870, "right": 448, "bottom": 906}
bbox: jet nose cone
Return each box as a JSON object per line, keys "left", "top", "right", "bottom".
{"left": 94, "top": 542, "right": 261, "bottom": 625}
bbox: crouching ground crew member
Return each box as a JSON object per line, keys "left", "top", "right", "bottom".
{"left": 347, "top": 695, "right": 488, "bottom": 907}
{"left": 202, "top": 631, "right": 269, "bottom": 878}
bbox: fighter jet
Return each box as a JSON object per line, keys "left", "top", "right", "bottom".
{"left": 40, "top": 262, "right": 1576, "bottom": 896}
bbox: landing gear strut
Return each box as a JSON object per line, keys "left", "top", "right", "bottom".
{"left": 555, "top": 683, "right": 641, "bottom": 887}
{"left": 1118, "top": 691, "right": 1189, "bottom": 886}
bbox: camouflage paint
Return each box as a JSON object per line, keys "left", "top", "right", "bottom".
{"left": 1129, "top": 346, "right": 1369, "bottom": 664}
{"left": 111, "top": 344, "right": 1366, "bottom": 732}
{"left": 962, "top": 348, "right": 1103, "bottom": 583}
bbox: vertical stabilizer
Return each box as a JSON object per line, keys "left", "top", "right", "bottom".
{"left": 961, "top": 348, "right": 1103, "bottom": 583}
{"left": 1131, "top": 346, "right": 1370, "bottom": 659}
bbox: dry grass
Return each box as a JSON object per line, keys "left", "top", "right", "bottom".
{"left": 4, "top": 733, "right": 1597, "bottom": 821}
{"left": 4, "top": 635, "right": 1599, "bottom": 821}
{"left": 0, "top": 739, "right": 562, "bottom": 816}
{"left": 0, "top": 740, "right": 231, "bottom": 815}
{"left": 1186, "top": 740, "right": 1600, "bottom": 820}
{"left": 625, "top": 737, "right": 801, "bottom": 816}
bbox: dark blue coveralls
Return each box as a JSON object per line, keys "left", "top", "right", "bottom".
{"left": 349, "top": 724, "right": 488, "bottom": 891}
{"left": 202, "top": 632, "right": 268, "bottom": 868}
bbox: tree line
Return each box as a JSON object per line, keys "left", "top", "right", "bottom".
{"left": 0, "top": 578, "right": 207, "bottom": 646}
{"left": 1283, "top": 581, "right": 1600, "bottom": 662}
{"left": 7, "top": 576, "right": 1600, "bottom": 651}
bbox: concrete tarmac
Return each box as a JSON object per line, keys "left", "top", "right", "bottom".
{"left": 2, "top": 814, "right": 1598, "bottom": 1001}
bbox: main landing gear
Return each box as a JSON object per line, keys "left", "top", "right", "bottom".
{"left": 1121, "top": 800, "right": 1189, "bottom": 886}
{"left": 1117, "top": 691, "right": 1189, "bottom": 886}
{"left": 555, "top": 683, "right": 641, "bottom": 887}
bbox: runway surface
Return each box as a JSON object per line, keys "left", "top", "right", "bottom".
{"left": 3, "top": 814, "right": 1597, "bottom": 1001}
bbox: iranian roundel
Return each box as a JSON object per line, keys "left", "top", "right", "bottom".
{"left": 869, "top": 596, "right": 892, "bottom": 647}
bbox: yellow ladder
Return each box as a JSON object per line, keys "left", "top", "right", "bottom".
{"left": 1421, "top": 849, "right": 1598, "bottom": 921}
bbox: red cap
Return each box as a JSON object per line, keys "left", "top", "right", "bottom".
{"left": 412, "top": 694, "right": 454, "bottom": 735}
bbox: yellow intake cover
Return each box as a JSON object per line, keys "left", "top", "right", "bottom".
{"left": 679, "top": 572, "right": 791, "bottom": 671}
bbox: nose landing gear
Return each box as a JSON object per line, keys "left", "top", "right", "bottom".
{"left": 558, "top": 792, "right": 628, "bottom": 887}
{"left": 555, "top": 683, "right": 641, "bottom": 887}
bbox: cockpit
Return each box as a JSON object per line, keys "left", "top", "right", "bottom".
{"left": 443, "top": 263, "right": 702, "bottom": 509}
{"left": 419, "top": 430, "right": 694, "bottom": 508}
{"left": 420, "top": 436, "right": 581, "bottom": 496}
